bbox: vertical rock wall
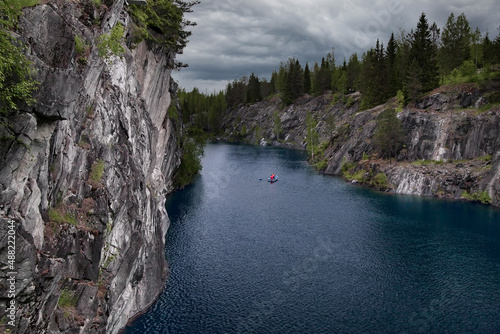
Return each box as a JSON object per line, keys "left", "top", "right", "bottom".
{"left": 220, "top": 91, "right": 500, "bottom": 206}
{"left": 0, "top": 1, "right": 181, "bottom": 333}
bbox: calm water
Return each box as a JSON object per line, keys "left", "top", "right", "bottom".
{"left": 124, "top": 143, "right": 500, "bottom": 334}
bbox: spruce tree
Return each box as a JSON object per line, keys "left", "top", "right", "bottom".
{"left": 303, "top": 62, "right": 311, "bottom": 94}
{"left": 409, "top": 13, "right": 439, "bottom": 93}
{"left": 282, "top": 58, "right": 304, "bottom": 105}
{"left": 346, "top": 53, "right": 361, "bottom": 92}
{"left": 386, "top": 32, "right": 398, "bottom": 97}
{"left": 246, "top": 73, "right": 261, "bottom": 104}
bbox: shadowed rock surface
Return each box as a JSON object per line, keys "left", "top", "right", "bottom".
{"left": 0, "top": 1, "right": 181, "bottom": 333}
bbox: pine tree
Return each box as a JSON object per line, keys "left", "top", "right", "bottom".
{"left": 470, "top": 27, "right": 483, "bottom": 67}
{"left": 409, "top": 12, "right": 439, "bottom": 93}
{"left": 386, "top": 32, "right": 398, "bottom": 97}
{"left": 311, "top": 62, "right": 321, "bottom": 95}
{"left": 303, "top": 62, "right": 311, "bottom": 94}
{"left": 270, "top": 71, "right": 277, "bottom": 95}
{"left": 282, "top": 58, "right": 304, "bottom": 105}
{"left": 440, "top": 12, "right": 472, "bottom": 75}
{"left": 246, "top": 73, "right": 261, "bottom": 104}
{"left": 346, "top": 53, "right": 361, "bottom": 92}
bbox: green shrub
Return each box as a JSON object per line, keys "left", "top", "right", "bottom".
{"left": 341, "top": 161, "right": 356, "bottom": 175}
{"left": 346, "top": 96, "right": 354, "bottom": 107}
{"left": 314, "top": 159, "right": 328, "bottom": 171}
{"left": 90, "top": 160, "right": 105, "bottom": 184}
{"left": 372, "top": 173, "right": 388, "bottom": 188}
{"left": 173, "top": 130, "right": 205, "bottom": 188}
{"left": 48, "top": 207, "right": 78, "bottom": 225}
{"left": 58, "top": 289, "right": 77, "bottom": 308}
{"left": 351, "top": 170, "right": 366, "bottom": 182}
{"left": 127, "top": 0, "right": 197, "bottom": 55}
{"left": 395, "top": 90, "right": 404, "bottom": 113}
{"left": 74, "top": 35, "right": 86, "bottom": 55}
{"left": 461, "top": 190, "right": 492, "bottom": 205}
{"left": 96, "top": 23, "right": 125, "bottom": 62}
{"left": 459, "top": 60, "right": 476, "bottom": 77}
{"left": 479, "top": 154, "right": 492, "bottom": 162}
{"left": 0, "top": 23, "right": 39, "bottom": 112}
{"left": 168, "top": 102, "right": 179, "bottom": 123}
{"left": 130, "top": 23, "right": 148, "bottom": 46}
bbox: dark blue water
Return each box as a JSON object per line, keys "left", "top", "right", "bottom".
{"left": 124, "top": 143, "right": 500, "bottom": 334}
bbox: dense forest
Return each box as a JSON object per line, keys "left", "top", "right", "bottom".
{"left": 177, "top": 12, "right": 500, "bottom": 134}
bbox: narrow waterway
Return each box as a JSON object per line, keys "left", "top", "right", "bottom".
{"left": 124, "top": 143, "right": 500, "bottom": 334}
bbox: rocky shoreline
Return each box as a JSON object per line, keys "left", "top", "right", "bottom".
{"left": 220, "top": 85, "right": 500, "bottom": 207}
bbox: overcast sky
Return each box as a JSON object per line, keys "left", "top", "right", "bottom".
{"left": 172, "top": 0, "right": 500, "bottom": 93}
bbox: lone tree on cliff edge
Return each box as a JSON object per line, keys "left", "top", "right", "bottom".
{"left": 373, "top": 108, "right": 405, "bottom": 161}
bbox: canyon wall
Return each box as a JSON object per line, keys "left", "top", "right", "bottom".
{"left": 221, "top": 85, "right": 500, "bottom": 207}
{"left": 0, "top": 0, "right": 181, "bottom": 332}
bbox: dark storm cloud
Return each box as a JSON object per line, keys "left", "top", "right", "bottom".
{"left": 172, "top": 0, "right": 500, "bottom": 93}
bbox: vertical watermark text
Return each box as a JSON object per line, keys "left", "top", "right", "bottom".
{"left": 4, "top": 219, "right": 17, "bottom": 332}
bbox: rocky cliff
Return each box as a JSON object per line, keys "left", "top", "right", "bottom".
{"left": 221, "top": 82, "right": 500, "bottom": 207}
{"left": 0, "top": 0, "right": 181, "bottom": 333}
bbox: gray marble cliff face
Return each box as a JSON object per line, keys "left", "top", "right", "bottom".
{"left": 0, "top": 1, "right": 181, "bottom": 333}
{"left": 221, "top": 89, "right": 500, "bottom": 206}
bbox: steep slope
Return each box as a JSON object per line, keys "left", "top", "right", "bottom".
{"left": 0, "top": 1, "right": 180, "bottom": 333}
{"left": 221, "top": 84, "right": 500, "bottom": 207}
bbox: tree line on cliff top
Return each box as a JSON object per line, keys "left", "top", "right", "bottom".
{"left": 179, "top": 12, "right": 500, "bottom": 134}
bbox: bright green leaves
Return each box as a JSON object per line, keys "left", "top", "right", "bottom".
{"left": 0, "top": 0, "right": 39, "bottom": 113}
{"left": 96, "top": 23, "right": 125, "bottom": 62}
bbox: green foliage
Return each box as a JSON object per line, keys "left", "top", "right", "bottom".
{"left": 459, "top": 59, "right": 476, "bottom": 77}
{"left": 90, "top": 160, "right": 105, "bottom": 184}
{"left": 341, "top": 161, "right": 356, "bottom": 179}
{"left": 303, "top": 62, "right": 311, "bottom": 94}
{"left": 362, "top": 152, "right": 370, "bottom": 160}
{"left": 173, "top": 128, "right": 205, "bottom": 188}
{"left": 96, "top": 23, "right": 125, "bottom": 62}
{"left": 58, "top": 289, "right": 77, "bottom": 308}
{"left": 254, "top": 126, "right": 262, "bottom": 145}
{"left": 0, "top": 0, "right": 39, "bottom": 113}
{"left": 412, "top": 159, "right": 445, "bottom": 166}
{"left": 439, "top": 12, "right": 472, "bottom": 75}
{"left": 345, "top": 96, "right": 354, "bottom": 107}
{"left": 128, "top": 0, "right": 199, "bottom": 60}
{"left": 74, "top": 35, "right": 86, "bottom": 55}
{"left": 314, "top": 159, "right": 328, "bottom": 171}
{"left": 372, "top": 173, "right": 388, "bottom": 188}
{"left": 168, "top": 101, "right": 179, "bottom": 123}
{"left": 282, "top": 58, "right": 304, "bottom": 105}
{"left": 179, "top": 88, "right": 226, "bottom": 133}
{"left": 246, "top": 72, "right": 261, "bottom": 104}
{"left": 130, "top": 23, "right": 148, "bottom": 46}
{"left": 342, "top": 164, "right": 366, "bottom": 182}
{"left": 1, "top": 0, "right": 40, "bottom": 29}
{"left": 92, "top": 0, "right": 101, "bottom": 8}
{"left": 461, "top": 190, "right": 492, "bottom": 205}
{"left": 373, "top": 108, "right": 405, "bottom": 160}
{"left": 49, "top": 207, "right": 78, "bottom": 226}
{"left": 395, "top": 90, "right": 405, "bottom": 113}
{"left": 305, "top": 112, "right": 320, "bottom": 161}
{"left": 479, "top": 154, "right": 492, "bottom": 162}
{"left": 410, "top": 13, "right": 439, "bottom": 92}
